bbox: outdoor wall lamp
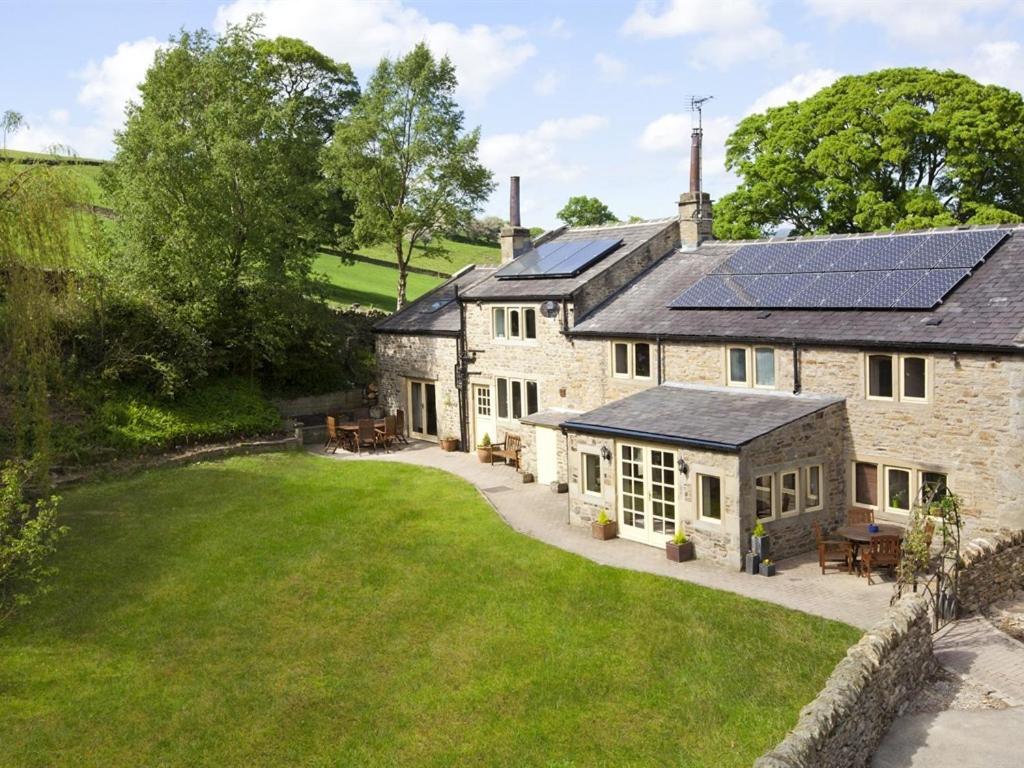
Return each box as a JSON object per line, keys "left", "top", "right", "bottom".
{"left": 677, "top": 457, "right": 689, "bottom": 476}
{"left": 600, "top": 446, "right": 612, "bottom": 461}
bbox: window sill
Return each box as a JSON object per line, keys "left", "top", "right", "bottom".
{"left": 694, "top": 518, "right": 723, "bottom": 532}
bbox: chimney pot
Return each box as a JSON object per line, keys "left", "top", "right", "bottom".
{"left": 689, "top": 129, "right": 701, "bottom": 194}
{"left": 509, "top": 176, "right": 521, "bottom": 227}
{"left": 500, "top": 175, "right": 531, "bottom": 264}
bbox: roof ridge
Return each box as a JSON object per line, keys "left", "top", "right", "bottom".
{"left": 706, "top": 222, "right": 1024, "bottom": 246}
{"left": 566, "top": 216, "right": 676, "bottom": 232}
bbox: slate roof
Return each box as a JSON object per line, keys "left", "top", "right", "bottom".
{"left": 374, "top": 265, "right": 496, "bottom": 336}
{"left": 460, "top": 218, "right": 677, "bottom": 301}
{"left": 573, "top": 225, "right": 1024, "bottom": 353}
{"left": 562, "top": 383, "right": 844, "bottom": 452}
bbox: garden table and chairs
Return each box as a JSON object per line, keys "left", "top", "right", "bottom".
{"left": 835, "top": 515, "right": 907, "bottom": 585}
{"left": 323, "top": 409, "right": 408, "bottom": 454}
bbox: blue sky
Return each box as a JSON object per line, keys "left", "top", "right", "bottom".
{"left": 5, "top": 0, "right": 1024, "bottom": 227}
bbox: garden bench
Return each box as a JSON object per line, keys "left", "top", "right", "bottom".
{"left": 490, "top": 433, "right": 522, "bottom": 471}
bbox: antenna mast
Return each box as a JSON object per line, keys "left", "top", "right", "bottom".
{"left": 687, "top": 95, "right": 713, "bottom": 219}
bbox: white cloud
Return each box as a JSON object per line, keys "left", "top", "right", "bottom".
{"left": 214, "top": 0, "right": 535, "bottom": 102}
{"left": 534, "top": 71, "right": 560, "bottom": 96}
{"left": 623, "top": 0, "right": 788, "bottom": 68}
{"left": 480, "top": 114, "right": 608, "bottom": 185}
{"left": 638, "top": 113, "right": 691, "bottom": 153}
{"left": 594, "top": 52, "right": 626, "bottom": 81}
{"left": 948, "top": 39, "right": 1024, "bottom": 93}
{"left": 805, "top": 0, "right": 1016, "bottom": 46}
{"left": 547, "top": 17, "right": 572, "bottom": 38}
{"left": 746, "top": 68, "right": 841, "bottom": 113}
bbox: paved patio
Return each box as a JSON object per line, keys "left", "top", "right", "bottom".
{"left": 310, "top": 440, "right": 894, "bottom": 629}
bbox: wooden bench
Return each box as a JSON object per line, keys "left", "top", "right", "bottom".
{"left": 490, "top": 433, "right": 522, "bottom": 470}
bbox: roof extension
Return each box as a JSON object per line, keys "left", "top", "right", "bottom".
{"left": 561, "top": 383, "right": 844, "bottom": 452}
{"left": 573, "top": 225, "right": 1024, "bottom": 352}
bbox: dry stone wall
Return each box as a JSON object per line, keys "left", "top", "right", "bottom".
{"left": 958, "top": 529, "right": 1024, "bottom": 613}
{"left": 754, "top": 596, "right": 935, "bottom": 768}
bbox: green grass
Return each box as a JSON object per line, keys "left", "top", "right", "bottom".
{"left": 1, "top": 148, "right": 107, "bottom": 205}
{"left": 0, "top": 454, "right": 859, "bottom": 767}
{"left": 355, "top": 235, "right": 500, "bottom": 274}
{"left": 313, "top": 253, "right": 443, "bottom": 311}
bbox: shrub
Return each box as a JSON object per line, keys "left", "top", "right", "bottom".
{"left": 752, "top": 521, "right": 766, "bottom": 538}
{"left": 672, "top": 529, "right": 688, "bottom": 545}
{"left": 597, "top": 510, "right": 611, "bottom": 526}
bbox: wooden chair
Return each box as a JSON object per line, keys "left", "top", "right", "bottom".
{"left": 490, "top": 433, "right": 522, "bottom": 470}
{"left": 847, "top": 507, "right": 874, "bottom": 525}
{"left": 324, "top": 416, "right": 342, "bottom": 454}
{"left": 861, "top": 534, "right": 902, "bottom": 585}
{"left": 376, "top": 415, "right": 398, "bottom": 453}
{"left": 813, "top": 521, "right": 853, "bottom": 575}
{"left": 395, "top": 409, "right": 409, "bottom": 444}
{"left": 356, "top": 419, "right": 379, "bottom": 454}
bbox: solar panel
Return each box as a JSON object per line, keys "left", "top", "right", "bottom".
{"left": 668, "top": 229, "right": 1007, "bottom": 310}
{"left": 494, "top": 238, "right": 622, "bottom": 280}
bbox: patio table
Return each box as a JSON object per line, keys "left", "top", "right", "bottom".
{"left": 337, "top": 419, "right": 386, "bottom": 451}
{"left": 836, "top": 523, "right": 905, "bottom": 571}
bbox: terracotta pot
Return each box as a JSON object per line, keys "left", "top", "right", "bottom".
{"left": 476, "top": 446, "right": 493, "bottom": 463}
{"left": 440, "top": 438, "right": 460, "bottom": 452}
{"left": 666, "top": 540, "right": 695, "bottom": 562}
{"left": 592, "top": 520, "right": 618, "bottom": 540}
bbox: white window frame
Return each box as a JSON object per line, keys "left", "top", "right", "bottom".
{"left": 610, "top": 340, "right": 652, "bottom": 380}
{"left": 697, "top": 472, "right": 723, "bottom": 523}
{"left": 495, "top": 376, "right": 539, "bottom": 423}
{"left": 726, "top": 345, "right": 776, "bottom": 389}
{"left": 865, "top": 352, "right": 931, "bottom": 403}
{"left": 726, "top": 346, "right": 751, "bottom": 387}
{"left": 885, "top": 465, "right": 913, "bottom": 515}
{"left": 779, "top": 469, "right": 799, "bottom": 518}
{"left": 866, "top": 354, "right": 896, "bottom": 401}
{"left": 753, "top": 347, "right": 776, "bottom": 389}
{"left": 581, "top": 451, "right": 602, "bottom": 497}
{"left": 850, "top": 459, "right": 949, "bottom": 517}
{"left": 802, "top": 464, "right": 823, "bottom": 512}
{"left": 754, "top": 473, "right": 776, "bottom": 521}
{"left": 899, "top": 355, "right": 930, "bottom": 403}
{"left": 492, "top": 306, "right": 538, "bottom": 343}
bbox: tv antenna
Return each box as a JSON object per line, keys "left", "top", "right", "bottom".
{"left": 688, "top": 95, "right": 713, "bottom": 133}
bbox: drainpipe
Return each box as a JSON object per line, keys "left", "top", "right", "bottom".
{"left": 656, "top": 336, "right": 664, "bottom": 385}
{"left": 562, "top": 426, "right": 571, "bottom": 525}
{"left": 456, "top": 287, "right": 470, "bottom": 452}
{"left": 792, "top": 341, "right": 802, "bottom": 395}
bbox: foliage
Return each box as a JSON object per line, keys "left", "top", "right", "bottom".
{"left": 896, "top": 488, "right": 964, "bottom": 591}
{"left": 0, "top": 460, "right": 67, "bottom": 624}
{"left": 452, "top": 215, "right": 504, "bottom": 244}
{"left": 0, "top": 454, "right": 860, "bottom": 766}
{"left": 752, "top": 521, "right": 766, "bottom": 539}
{"left": 312, "top": 253, "right": 441, "bottom": 311}
{"left": 325, "top": 43, "right": 494, "bottom": 309}
{"left": 672, "top": 529, "right": 688, "bottom": 545}
{"left": 479, "top": 432, "right": 491, "bottom": 447}
{"left": 557, "top": 195, "right": 617, "bottom": 227}
{"left": 718, "top": 68, "right": 1024, "bottom": 235}
{"left": 103, "top": 17, "right": 359, "bottom": 391}
{"left": 597, "top": 509, "right": 611, "bottom": 526}
{"left": 1, "top": 110, "right": 26, "bottom": 152}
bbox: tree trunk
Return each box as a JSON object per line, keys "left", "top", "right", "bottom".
{"left": 395, "top": 240, "right": 408, "bottom": 310}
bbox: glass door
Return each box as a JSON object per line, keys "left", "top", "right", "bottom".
{"left": 618, "top": 443, "right": 678, "bottom": 546}
{"left": 408, "top": 380, "right": 438, "bottom": 439}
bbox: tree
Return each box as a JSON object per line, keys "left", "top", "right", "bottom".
{"left": 325, "top": 43, "right": 494, "bottom": 309}
{"left": 104, "top": 17, "right": 359, "bottom": 390}
{"left": 717, "top": 68, "right": 1024, "bottom": 235}
{"left": 1, "top": 110, "right": 25, "bottom": 153}
{"left": 557, "top": 196, "right": 617, "bottom": 227}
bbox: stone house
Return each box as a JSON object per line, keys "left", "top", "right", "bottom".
{"left": 374, "top": 175, "right": 1024, "bottom": 569}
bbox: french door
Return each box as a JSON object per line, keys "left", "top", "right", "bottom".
{"left": 618, "top": 443, "right": 678, "bottom": 546}
{"left": 408, "top": 379, "right": 438, "bottom": 439}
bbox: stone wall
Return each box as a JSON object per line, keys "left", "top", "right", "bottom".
{"left": 958, "top": 529, "right": 1024, "bottom": 613}
{"left": 272, "top": 389, "right": 364, "bottom": 419}
{"left": 754, "top": 596, "right": 936, "bottom": 768}
{"left": 375, "top": 333, "right": 461, "bottom": 442}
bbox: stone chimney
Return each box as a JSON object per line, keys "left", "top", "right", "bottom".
{"left": 679, "top": 127, "right": 713, "bottom": 248}
{"left": 500, "top": 175, "right": 532, "bottom": 264}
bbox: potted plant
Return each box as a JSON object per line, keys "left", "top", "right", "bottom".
{"left": 751, "top": 521, "right": 770, "bottom": 558}
{"left": 759, "top": 558, "right": 776, "bottom": 577}
{"left": 745, "top": 552, "right": 761, "bottom": 575}
{"left": 476, "top": 433, "right": 493, "bottom": 463}
{"left": 665, "top": 529, "right": 695, "bottom": 562}
{"left": 440, "top": 435, "right": 459, "bottom": 452}
{"left": 591, "top": 509, "right": 618, "bottom": 540}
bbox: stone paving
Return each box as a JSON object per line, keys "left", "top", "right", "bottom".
{"left": 933, "top": 616, "right": 1024, "bottom": 705}
{"left": 310, "top": 441, "right": 893, "bottom": 629}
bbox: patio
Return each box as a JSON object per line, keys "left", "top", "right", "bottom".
{"left": 311, "top": 440, "right": 894, "bottom": 629}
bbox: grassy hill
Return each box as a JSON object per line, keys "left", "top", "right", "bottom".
{"left": 0, "top": 148, "right": 108, "bottom": 204}
{"left": 312, "top": 254, "right": 442, "bottom": 312}
{"left": 356, "top": 236, "right": 500, "bottom": 274}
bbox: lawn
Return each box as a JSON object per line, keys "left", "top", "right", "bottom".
{"left": 0, "top": 454, "right": 859, "bottom": 767}
{"left": 355, "top": 235, "right": 500, "bottom": 274}
{"left": 313, "top": 253, "right": 443, "bottom": 311}
{"left": 1, "top": 149, "right": 107, "bottom": 204}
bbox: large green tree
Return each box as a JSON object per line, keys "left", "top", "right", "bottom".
{"left": 557, "top": 195, "right": 617, "bottom": 228}
{"left": 325, "top": 43, "right": 494, "bottom": 310}
{"left": 716, "top": 68, "right": 1024, "bottom": 236}
{"left": 105, "top": 18, "right": 358, "bottom": 388}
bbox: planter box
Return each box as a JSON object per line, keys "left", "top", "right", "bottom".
{"left": 745, "top": 552, "right": 761, "bottom": 575}
{"left": 666, "top": 540, "right": 695, "bottom": 562}
{"left": 592, "top": 521, "right": 618, "bottom": 540}
{"left": 759, "top": 562, "right": 777, "bottom": 577}
{"left": 476, "top": 447, "right": 493, "bottom": 463}
{"left": 752, "top": 535, "right": 771, "bottom": 558}
{"left": 440, "top": 438, "right": 459, "bottom": 452}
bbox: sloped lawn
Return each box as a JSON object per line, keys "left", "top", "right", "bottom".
{"left": 0, "top": 453, "right": 859, "bottom": 767}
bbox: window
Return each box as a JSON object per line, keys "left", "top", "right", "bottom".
{"left": 780, "top": 470, "right": 798, "bottom": 517}
{"left": 620, "top": 445, "right": 646, "bottom": 529}
{"left": 491, "top": 306, "right": 537, "bottom": 341}
{"left": 867, "top": 354, "right": 894, "bottom": 399}
{"left": 920, "top": 471, "right": 948, "bottom": 503}
{"left": 867, "top": 353, "right": 930, "bottom": 403}
{"left": 582, "top": 453, "right": 601, "bottom": 495}
{"left": 495, "top": 377, "right": 538, "bottom": 422}
{"left": 901, "top": 356, "right": 927, "bottom": 401}
{"left": 854, "top": 461, "right": 879, "bottom": 507}
{"left": 803, "top": 465, "right": 822, "bottom": 511}
{"left": 886, "top": 467, "right": 912, "bottom": 512}
{"left": 650, "top": 449, "right": 677, "bottom": 536}
{"left": 755, "top": 474, "right": 774, "bottom": 520}
{"left": 611, "top": 341, "right": 652, "bottom": 380}
{"left": 754, "top": 347, "right": 775, "bottom": 387}
{"left": 698, "top": 474, "right": 722, "bottom": 521}
{"left": 475, "top": 385, "right": 491, "bottom": 417}
{"left": 728, "top": 347, "right": 749, "bottom": 386}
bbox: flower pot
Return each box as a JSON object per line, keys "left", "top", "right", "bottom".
{"left": 592, "top": 520, "right": 618, "bottom": 540}
{"left": 666, "top": 540, "right": 695, "bottom": 562}
{"left": 751, "top": 534, "right": 770, "bottom": 558}
{"left": 745, "top": 552, "right": 761, "bottom": 575}
{"left": 759, "top": 562, "right": 776, "bottom": 577}
{"left": 476, "top": 446, "right": 492, "bottom": 463}
{"left": 440, "top": 437, "right": 459, "bottom": 452}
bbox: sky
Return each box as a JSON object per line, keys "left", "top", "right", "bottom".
{"left": 4, "top": 0, "right": 1024, "bottom": 228}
